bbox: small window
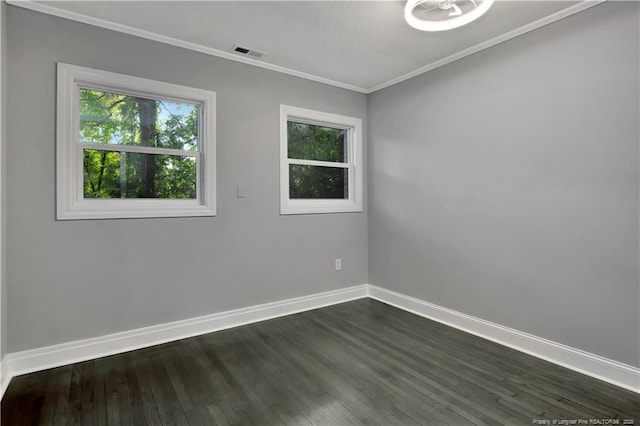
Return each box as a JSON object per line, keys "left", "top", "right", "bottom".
{"left": 57, "top": 63, "right": 216, "bottom": 219}
{"left": 280, "top": 105, "right": 363, "bottom": 214}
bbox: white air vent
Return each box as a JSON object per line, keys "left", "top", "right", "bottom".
{"left": 232, "top": 45, "right": 267, "bottom": 59}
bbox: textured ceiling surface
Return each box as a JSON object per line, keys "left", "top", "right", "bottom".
{"left": 35, "top": 0, "right": 586, "bottom": 91}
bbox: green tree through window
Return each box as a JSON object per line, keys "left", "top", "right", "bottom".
{"left": 80, "top": 88, "right": 198, "bottom": 199}
{"left": 287, "top": 121, "right": 348, "bottom": 199}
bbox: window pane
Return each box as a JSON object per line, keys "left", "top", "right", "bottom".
{"left": 83, "top": 149, "right": 196, "bottom": 199}
{"left": 287, "top": 121, "right": 347, "bottom": 162}
{"left": 289, "top": 164, "right": 348, "bottom": 199}
{"left": 80, "top": 88, "right": 199, "bottom": 151}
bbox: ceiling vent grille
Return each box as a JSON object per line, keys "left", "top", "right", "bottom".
{"left": 232, "top": 45, "right": 266, "bottom": 59}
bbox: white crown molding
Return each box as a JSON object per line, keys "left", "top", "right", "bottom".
{"left": 7, "top": 0, "right": 606, "bottom": 95}
{"left": 368, "top": 284, "right": 640, "bottom": 394}
{"left": 5, "top": 0, "right": 369, "bottom": 94}
{"left": 367, "top": 0, "right": 607, "bottom": 93}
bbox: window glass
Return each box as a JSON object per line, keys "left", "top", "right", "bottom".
{"left": 289, "top": 165, "right": 347, "bottom": 199}
{"left": 80, "top": 88, "right": 198, "bottom": 151}
{"left": 287, "top": 121, "right": 347, "bottom": 163}
{"left": 83, "top": 150, "right": 197, "bottom": 199}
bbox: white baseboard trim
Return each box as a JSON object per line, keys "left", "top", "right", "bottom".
{"left": 1, "top": 284, "right": 368, "bottom": 395}
{"left": 2, "top": 283, "right": 638, "bottom": 401}
{"left": 368, "top": 284, "right": 640, "bottom": 394}
{"left": 0, "top": 358, "right": 9, "bottom": 399}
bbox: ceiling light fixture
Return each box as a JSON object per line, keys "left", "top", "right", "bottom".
{"left": 404, "top": 0, "right": 495, "bottom": 32}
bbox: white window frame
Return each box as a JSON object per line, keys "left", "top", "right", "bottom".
{"left": 57, "top": 63, "right": 216, "bottom": 220}
{"left": 280, "top": 105, "right": 363, "bottom": 215}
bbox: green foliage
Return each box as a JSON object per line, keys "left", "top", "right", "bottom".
{"left": 83, "top": 151, "right": 196, "bottom": 199}
{"left": 80, "top": 89, "right": 198, "bottom": 199}
{"left": 289, "top": 165, "right": 347, "bottom": 199}
{"left": 287, "top": 122, "right": 348, "bottom": 199}
{"left": 287, "top": 122, "right": 346, "bottom": 162}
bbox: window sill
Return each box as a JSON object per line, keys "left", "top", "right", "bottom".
{"left": 280, "top": 199, "right": 363, "bottom": 215}
{"left": 57, "top": 200, "right": 216, "bottom": 220}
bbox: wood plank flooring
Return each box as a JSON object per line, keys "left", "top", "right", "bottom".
{"left": 2, "top": 299, "right": 639, "bottom": 425}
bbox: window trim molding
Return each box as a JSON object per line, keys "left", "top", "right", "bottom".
{"left": 56, "top": 63, "right": 216, "bottom": 220}
{"left": 280, "top": 105, "right": 363, "bottom": 215}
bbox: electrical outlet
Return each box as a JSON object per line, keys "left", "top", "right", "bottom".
{"left": 335, "top": 258, "right": 342, "bottom": 271}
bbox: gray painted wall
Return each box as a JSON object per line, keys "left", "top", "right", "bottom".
{"left": 4, "top": 2, "right": 639, "bottom": 370}
{"left": 368, "top": 2, "right": 640, "bottom": 367}
{"left": 1, "top": 0, "right": 6, "bottom": 359}
{"left": 6, "top": 6, "right": 368, "bottom": 352}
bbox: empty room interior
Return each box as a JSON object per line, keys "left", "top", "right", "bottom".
{"left": 0, "top": 0, "right": 639, "bottom": 424}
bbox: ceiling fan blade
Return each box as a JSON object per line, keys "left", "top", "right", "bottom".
{"left": 449, "top": 3, "right": 462, "bottom": 16}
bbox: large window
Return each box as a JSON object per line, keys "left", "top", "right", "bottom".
{"left": 280, "top": 105, "right": 363, "bottom": 214}
{"left": 57, "top": 63, "right": 216, "bottom": 220}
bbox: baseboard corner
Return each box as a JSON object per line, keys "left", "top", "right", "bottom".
{"left": 368, "top": 284, "right": 640, "bottom": 394}
{"left": 0, "top": 357, "right": 10, "bottom": 400}
{"left": 3, "top": 283, "right": 638, "bottom": 396}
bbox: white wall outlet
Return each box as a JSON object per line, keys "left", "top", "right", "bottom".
{"left": 335, "top": 258, "right": 342, "bottom": 271}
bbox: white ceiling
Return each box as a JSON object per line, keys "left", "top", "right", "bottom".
{"left": 13, "top": 0, "right": 602, "bottom": 93}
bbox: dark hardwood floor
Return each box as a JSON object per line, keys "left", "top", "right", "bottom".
{"left": 2, "top": 299, "right": 639, "bottom": 425}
